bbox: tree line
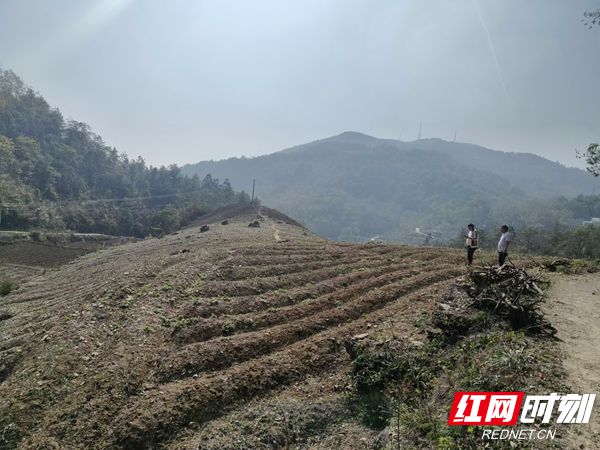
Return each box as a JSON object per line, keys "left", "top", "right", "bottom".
{"left": 448, "top": 218, "right": 600, "bottom": 260}
{"left": 0, "top": 68, "right": 248, "bottom": 237}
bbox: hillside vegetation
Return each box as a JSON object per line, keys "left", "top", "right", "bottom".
{"left": 183, "top": 131, "right": 598, "bottom": 244}
{"left": 0, "top": 69, "right": 247, "bottom": 237}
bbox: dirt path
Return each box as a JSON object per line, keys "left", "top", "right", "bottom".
{"left": 271, "top": 223, "right": 282, "bottom": 242}
{"left": 545, "top": 273, "right": 600, "bottom": 449}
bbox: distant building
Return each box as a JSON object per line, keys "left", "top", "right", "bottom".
{"left": 582, "top": 217, "right": 600, "bottom": 226}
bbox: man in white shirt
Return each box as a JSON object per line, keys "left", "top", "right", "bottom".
{"left": 497, "top": 225, "right": 511, "bottom": 266}
{"left": 464, "top": 223, "right": 479, "bottom": 266}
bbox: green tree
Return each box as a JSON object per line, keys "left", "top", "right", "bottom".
{"left": 583, "top": 9, "right": 600, "bottom": 27}
{"left": 582, "top": 9, "right": 599, "bottom": 176}
{"left": 577, "top": 143, "right": 600, "bottom": 177}
{"left": 0, "top": 68, "right": 244, "bottom": 236}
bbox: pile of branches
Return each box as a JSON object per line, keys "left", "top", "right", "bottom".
{"left": 541, "top": 258, "right": 571, "bottom": 272}
{"left": 528, "top": 256, "right": 572, "bottom": 272}
{"left": 463, "top": 265, "right": 556, "bottom": 336}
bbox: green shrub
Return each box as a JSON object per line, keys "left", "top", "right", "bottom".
{"left": 0, "top": 280, "right": 16, "bottom": 296}
{"left": 29, "top": 231, "right": 42, "bottom": 242}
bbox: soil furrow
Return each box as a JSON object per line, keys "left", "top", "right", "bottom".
{"left": 106, "top": 280, "right": 453, "bottom": 450}
{"left": 157, "top": 266, "right": 461, "bottom": 381}
{"left": 173, "top": 261, "right": 451, "bottom": 343}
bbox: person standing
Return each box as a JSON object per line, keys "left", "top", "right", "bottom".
{"left": 464, "top": 223, "right": 479, "bottom": 267}
{"left": 497, "top": 225, "right": 512, "bottom": 266}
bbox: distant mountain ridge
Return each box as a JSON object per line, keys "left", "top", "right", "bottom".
{"left": 276, "top": 132, "right": 590, "bottom": 197}
{"left": 183, "top": 132, "right": 595, "bottom": 242}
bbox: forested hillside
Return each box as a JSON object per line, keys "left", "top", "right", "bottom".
{"left": 184, "top": 132, "right": 598, "bottom": 244}
{"left": 0, "top": 69, "right": 247, "bottom": 237}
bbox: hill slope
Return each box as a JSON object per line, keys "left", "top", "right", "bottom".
{"left": 0, "top": 205, "right": 465, "bottom": 449}
{"left": 183, "top": 132, "right": 595, "bottom": 242}
{"left": 0, "top": 68, "right": 246, "bottom": 236}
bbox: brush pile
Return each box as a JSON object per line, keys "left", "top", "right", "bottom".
{"left": 463, "top": 265, "right": 556, "bottom": 335}
{"left": 541, "top": 258, "right": 571, "bottom": 272}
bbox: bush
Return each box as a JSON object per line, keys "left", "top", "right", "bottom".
{"left": 0, "top": 280, "right": 16, "bottom": 296}
{"left": 29, "top": 231, "right": 42, "bottom": 242}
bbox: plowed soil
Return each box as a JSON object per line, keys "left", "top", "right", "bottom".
{"left": 0, "top": 242, "right": 89, "bottom": 268}
{"left": 0, "top": 206, "right": 472, "bottom": 449}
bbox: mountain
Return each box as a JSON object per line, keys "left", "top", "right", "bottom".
{"left": 183, "top": 132, "right": 596, "bottom": 242}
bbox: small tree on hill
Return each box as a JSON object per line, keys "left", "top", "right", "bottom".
{"left": 581, "top": 10, "right": 599, "bottom": 176}
{"left": 577, "top": 143, "right": 600, "bottom": 177}
{"left": 583, "top": 9, "right": 600, "bottom": 27}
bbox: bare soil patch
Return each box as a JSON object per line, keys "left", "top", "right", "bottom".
{"left": 0, "top": 242, "right": 89, "bottom": 268}
{"left": 544, "top": 273, "right": 600, "bottom": 449}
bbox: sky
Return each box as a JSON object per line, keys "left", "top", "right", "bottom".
{"left": 0, "top": 0, "right": 599, "bottom": 167}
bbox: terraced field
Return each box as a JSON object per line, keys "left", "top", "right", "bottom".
{"left": 0, "top": 206, "right": 467, "bottom": 449}
{"left": 0, "top": 235, "right": 137, "bottom": 288}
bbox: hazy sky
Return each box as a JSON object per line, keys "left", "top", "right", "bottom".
{"left": 0, "top": 0, "right": 599, "bottom": 167}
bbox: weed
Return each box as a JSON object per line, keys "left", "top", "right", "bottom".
{"left": 345, "top": 281, "right": 564, "bottom": 449}
{"left": 118, "top": 295, "right": 135, "bottom": 309}
{"left": 221, "top": 321, "right": 236, "bottom": 335}
{"left": 171, "top": 318, "right": 190, "bottom": 333}
{"left": 563, "top": 258, "right": 600, "bottom": 274}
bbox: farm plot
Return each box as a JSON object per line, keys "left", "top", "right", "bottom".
{"left": 0, "top": 207, "right": 465, "bottom": 449}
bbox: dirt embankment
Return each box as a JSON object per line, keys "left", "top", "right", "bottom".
{"left": 0, "top": 206, "right": 467, "bottom": 449}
